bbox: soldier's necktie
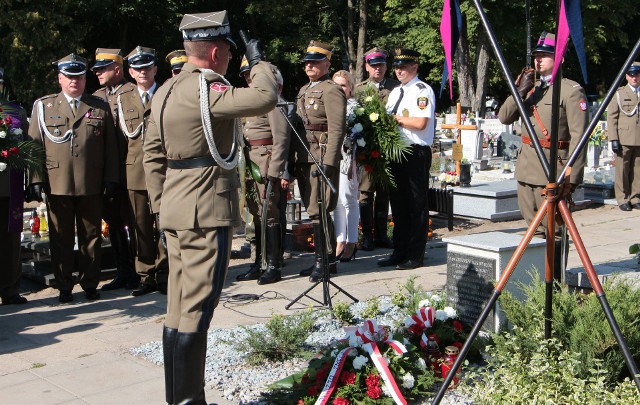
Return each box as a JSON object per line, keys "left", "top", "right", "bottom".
{"left": 70, "top": 99, "right": 78, "bottom": 116}
{"left": 142, "top": 92, "right": 149, "bottom": 108}
{"left": 390, "top": 88, "right": 404, "bottom": 115}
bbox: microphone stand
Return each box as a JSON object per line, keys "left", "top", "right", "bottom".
{"left": 277, "top": 104, "right": 358, "bottom": 309}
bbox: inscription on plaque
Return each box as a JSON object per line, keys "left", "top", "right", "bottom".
{"left": 446, "top": 251, "right": 496, "bottom": 331}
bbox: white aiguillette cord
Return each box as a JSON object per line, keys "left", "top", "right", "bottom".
{"left": 616, "top": 91, "right": 639, "bottom": 117}
{"left": 116, "top": 94, "right": 144, "bottom": 139}
{"left": 199, "top": 70, "right": 243, "bottom": 170}
{"left": 37, "top": 100, "right": 74, "bottom": 144}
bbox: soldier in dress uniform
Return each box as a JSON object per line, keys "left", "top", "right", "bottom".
{"left": 498, "top": 32, "right": 588, "bottom": 235}
{"left": 378, "top": 49, "right": 435, "bottom": 270}
{"left": 27, "top": 54, "right": 119, "bottom": 303}
{"left": 118, "top": 46, "right": 169, "bottom": 296}
{"left": 91, "top": 48, "right": 139, "bottom": 291}
{"left": 0, "top": 69, "right": 29, "bottom": 305}
{"left": 142, "top": 11, "right": 277, "bottom": 404}
{"left": 293, "top": 40, "right": 346, "bottom": 282}
{"left": 607, "top": 61, "right": 640, "bottom": 211}
{"left": 355, "top": 47, "right": 399, "bottom": 251}
{"left": 166, "top": 50, "right": 187, "bottom": 76}
{"left": 236, "top": 61, "right": 292, "bottom": 285}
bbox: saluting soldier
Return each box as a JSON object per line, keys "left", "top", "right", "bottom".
{"left": 498, "top": 32, "right": 588, "bottom": 236}
{"left": 355, "top": 47, "right": 398, "bottom": 251}
{"left": 142, "top": 11, "right": 277, "bottom": 404}
{"left": 607, "top": 61, "right": 640, "bottom": 211}
{"left": 118, "top": 46, "right": 169, "bottom": 296}
{"left": 91, "top": 48, "right": 139, "bottom": 291}
{"left": 166, "top": 49, "right": 187, "bottom": 76}
{"left": 236, "top": 57, "right": 292, "bottom": 285}
{"left": 294, "top": 40, "right": 346, "bottom": 282}
{"left": 27, "top": 54, "right": 119, "bottom": 303}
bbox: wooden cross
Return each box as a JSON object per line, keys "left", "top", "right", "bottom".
{"left": 441, "top": 102, "right": 477, "bottom": 175}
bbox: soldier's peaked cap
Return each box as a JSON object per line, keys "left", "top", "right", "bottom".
{"left": 91, "top": 48, "right": 124, "bottom": 71}
{"left": 392, "top": 48, "right": 420, "bottom": 66}
{"left": 303, "top": 40, "right": 333, "bottom": 61}
{"left": 166, "top": 50, "right": 187, "bottom": 70}
{"left": 179, "top": 11, "right": 237, "bottom": 48}
{"left": 126, "top": 46, "right": 156, "bottom": 69}
{"left": 533, "top": 31, "right": 555, "bottom": 54}
{"left": 54, "top": 54, "right": 87, "bottom": 76}
{"left": 365, "top": 47, "right": 388, "bottom": 65}
{"left": 628, "top": 61, "right": 640, "bottom": 75}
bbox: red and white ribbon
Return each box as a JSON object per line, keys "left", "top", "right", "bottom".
{"left": 404, "top": 307, "right": 435, "bottom": 349}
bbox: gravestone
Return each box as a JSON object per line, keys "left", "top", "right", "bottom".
{"left": 444, "top": 232, "right": 546, "bottom": 332}
{"left": 460, "top": 129, "right": 483, "bottom": 162}
{"left": 500, "top": 131, "right": 522, "bottom": 158}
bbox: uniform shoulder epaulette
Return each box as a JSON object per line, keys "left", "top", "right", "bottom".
{"left": 356, "top": 81, "right": 369, "bottom": 87}
{"left": 416, "top": 82, "right": 426, "bottom": 89}
{"left": 38, "top": 94, "right": 57, "bottom": 102}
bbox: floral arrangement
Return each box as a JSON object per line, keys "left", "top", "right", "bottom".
{"left": 588, "top": 124, "right": 607, "bottom": 147}
{"left": 438, "top": 171, "right": 459, "bottom": 188}
{"left": 0, "top": 101, "right": 44, "bottom": 174}
{"left": 347, "top": 89, "right": 411, "bottom": 190}
{"left": 483, "top": 131, "right": 499, "bottom": 145}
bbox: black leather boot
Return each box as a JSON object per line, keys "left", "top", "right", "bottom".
{"left": 359, "top": 200, "right": 375, "bottom": 251}
{"left": 173, "top": 332, "right": 208, "bottom": 405}
{"left": 102, "top": 225, "right": 137, "bottom": 291}
{"left": 163, "top": 326, "right": 178, "bottom": 404}
{"left": 236, "top": 235, "right": 262, "bottom": 281}
{"left": 258, "top": 224, "right": 282, "bottom": 285}
{"left": 374, "top": 210, "right": 393, "bottom": 249}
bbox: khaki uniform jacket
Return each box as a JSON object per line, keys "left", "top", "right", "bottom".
{"left": 117, "top": 87, "right": 151, "bottom": 190}
{"left": 607, "top": 85, "right": 640, "bottom": 146}
{"left": 355, "top": 76, "right": 400, "bottom": 103}
{"left": 498, "top": 78, "right": 588, "bottom": 186}
{"left": 94, "top": 81, "right": 137, "bottom": 185}
{"left": 244, "top": 98, "right": 291, "bottom": 180}
{"left": 143, "top": 62, "right": 278, "bottom": 231}
{"left": 28, "top": 93, "right": 119, "bottom": 195}
{"left": 294, "top": 74, "right": 346, "bottom": 168}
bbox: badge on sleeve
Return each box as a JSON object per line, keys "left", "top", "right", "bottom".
{"left": 210, "top": 82, "right": 229, "bottom": 93}
{"left": 579, "top": 99, "right": 587, "bottom": 111}
{"left": 417, "top": 97, "right": 428, "bottom": 110}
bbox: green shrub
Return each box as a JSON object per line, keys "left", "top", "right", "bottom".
{"left": 234, "top": 310, "right": 315, "bottom": 364}
{"left": 332, "top": 300, "right": 354, "bottom": 325}
{"left": 361, "top": 296, "right": 380, "bottom": 319}
{"left": 497, "top": 270, "right": 640, "bottom": 384}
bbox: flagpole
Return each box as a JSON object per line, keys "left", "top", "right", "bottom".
{"left": 525, "top": 0, "right": 531, "bottom": 69}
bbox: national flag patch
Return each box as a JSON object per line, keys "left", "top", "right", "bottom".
{"left": 210, "top": 82, "right": 229, "bottom": 92}
{"left": 417, "top": 97, "right": 428, "bottom": 110}
{"left": 579, "top": 99, "right": 587, "bottom": 111}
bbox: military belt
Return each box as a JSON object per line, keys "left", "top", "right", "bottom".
{"left": 304, "top": 124, "right": 328, "bottom": 132}
{"left": 167, "top": 155, "right": 218, "bottom": 169}
{"left": 247, "top": 138, "right": 273, "bottom": 147}
{"left": 522, "top": 136, "right": 569, "bottom": 150}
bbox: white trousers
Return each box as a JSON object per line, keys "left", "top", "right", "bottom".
{"left": 334, "top": 170, "right": 360, "bottom": 243}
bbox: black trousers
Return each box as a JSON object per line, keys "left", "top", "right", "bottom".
{"left": 389, "top": 144, "right": 431, "bottom": 262}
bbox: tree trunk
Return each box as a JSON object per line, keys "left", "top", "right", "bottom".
{"left": 347, "top": 0, "right": 356, "bottom": 72}
{"left": 473, "top": 30, "right": 491, "bottom": 115}
{"left": 355, "top": 0, "right": 367, "bottom": 83}
{"left": 455, "top": 13, "right": 475, "bottom": 109}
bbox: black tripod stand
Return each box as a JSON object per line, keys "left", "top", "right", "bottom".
{"left": 432, "top": 1, "right": 640, "bottom": 402}
{"left": 277, "top": 104, "right": 358, "bottom": 309}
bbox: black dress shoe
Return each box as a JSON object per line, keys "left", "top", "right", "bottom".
{"left": 125, "top": 279, "right": 141, "bottom": 289}
{"left": 375, "top": 235, "right": 394, "bottom": 249}
{"left": 1, "top": 295, "right": 28, "bottom": 305}
{"left": 632, "top": 203, "right": 640, "bottom": 210}
{"left": 258, "top": 269, "right": 282, "bottom": 285}
{"left": 396, "top": 259, "right": 423, "bottom": 270}
{"left": 299, "top": 265, "right": 314, "bottom": 277}
{"left": 619, "top": 202, "right": 632, "bottom": 211}
{"left": 378, "top": 254, "right": 404, "bottom": 267}
{"left": 101, "top": 276, "right": 127, "bottom": 291}
{"left": 158, "top": 282, "right": 168, "bottom": 295}
{"left": 58, "top": 290, "right": 74, "bottom": 303}
{"left": 236, "top": 264, "right": 261, "bottom": 281}
{"left": 132, "top": 283, "right": 158, "bottom": 297}
{"left": 84, "top": 289, "right": 101, "bottom": 300}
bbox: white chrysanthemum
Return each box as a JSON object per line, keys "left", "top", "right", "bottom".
{"left": 331, "top": 349, "right": 338, "bottom": 358}
{"left": 381, "top": 384, "right": 391, "bottom": 397}
{"left": 364, "top": 96, "right": 373, "bottom": 103}
{"left": 444, "top": 306, "right": 457, "bottom": 319}
{"left": 348, "top": 334, "right": 360, "bottom": 348}
{"left": 402, "top": 373, "right": 415, "bottom": 389}
{"left": 438, "top": 173, "right": 446, "bottom": 182}
{"left": 11, "top": 128, "right": 22, "bottom": 136}
{"left": 416, "top": 358, "right": 427, "bottom": 370}
{"left": 352, "top": 355, "right": 368, "bottom": 370}
{"left": 0, "top": 162, "right": 6, "bottom": 172}
{"left": 418, "top": 299, "right": 431, "bottom": 308}
{"left": 430, "top": 294, "right": 441, "bottom": 303}
{"left": 435, "top": 309, "right": 447, "bottom": 321}
{"left": 369, "top": 112, "right": 379, "bottom": 122}
{"left": 356, "top": 138, "right": 366, "bottom": 147}
{"left": 352, "top": 123, "right": 363, "bottom": 133}
{"left": 0, "top": 130, "right": 6, "bottom": 138}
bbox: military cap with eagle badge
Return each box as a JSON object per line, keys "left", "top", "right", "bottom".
{"left": 54, "top": 54, "right": 88, "bottom": 76}
{"left": 126, "top": 46, "right": 156, "bottom": 69}
{"left": 179, "top": 11, "right": 236, "bottom": 48}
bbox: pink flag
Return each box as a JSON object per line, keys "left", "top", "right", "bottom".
{"left": 551, "top": 0, "right": 570, "bottom": 84}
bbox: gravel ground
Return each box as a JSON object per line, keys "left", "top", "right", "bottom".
{"left": 131, "top": 297, "right": 475, "bottom": 404}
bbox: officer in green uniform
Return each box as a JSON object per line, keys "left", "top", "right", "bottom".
{"left": 498, "top": 32, "right": 588, "bottom": 235}
{"left": 118, "top": 46, "right": 169, "bottom": 296}
{"left": 236, "top": 59, "right": 292, "bottom": 285}
{"left": 294, "top": 40, "right": 346, "bottom": 282}
{"left": 355, "top": 47, "right": 398, "bottom": 251}
{"left": 28, "top": 54, "right": 119, "bottom": 303}
{"left": 166, "top": 50, "right": 187, "bottom": 76}
{"left": 91, "top": 48, "right": 139, "bottom": 291}
{"left": 142, "top": 11, "right": 277, "bottom": 404}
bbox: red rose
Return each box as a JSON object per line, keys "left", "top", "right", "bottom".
{"left": 370, "top": 150, "right": 380, "bottom": 158}
{"left": 365, "top": 373, "right": 380, "bottom": 388}
{"left": 333, "top": 398, "right": 349, "bottom": 405}
{"left": 1, "top": 150, "right": 7, "bottom": 158}
{"left": 364, "top": 164, "right": 373, "bottom": 173}
{"left": 4, "top": 116, "right": 11, "bottom": 125}
{"left": 453, "top": 320, "right": 464, "bottom": 332}
{"left": 367, "top": 385, "right": 382, "bottom": 399}
{"left": 339, "top": 370, "right": 356, "bottom": 385}
{"left": 9, "top": 147, "right": 19, "bottom": 156}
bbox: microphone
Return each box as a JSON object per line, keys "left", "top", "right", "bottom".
{"left": 276, "top": 101, "right": 296, "bottom": 107}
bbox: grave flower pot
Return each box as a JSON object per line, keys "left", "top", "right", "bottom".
{"left": 459, "top": 163, "right": 472, "bottom": 187}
